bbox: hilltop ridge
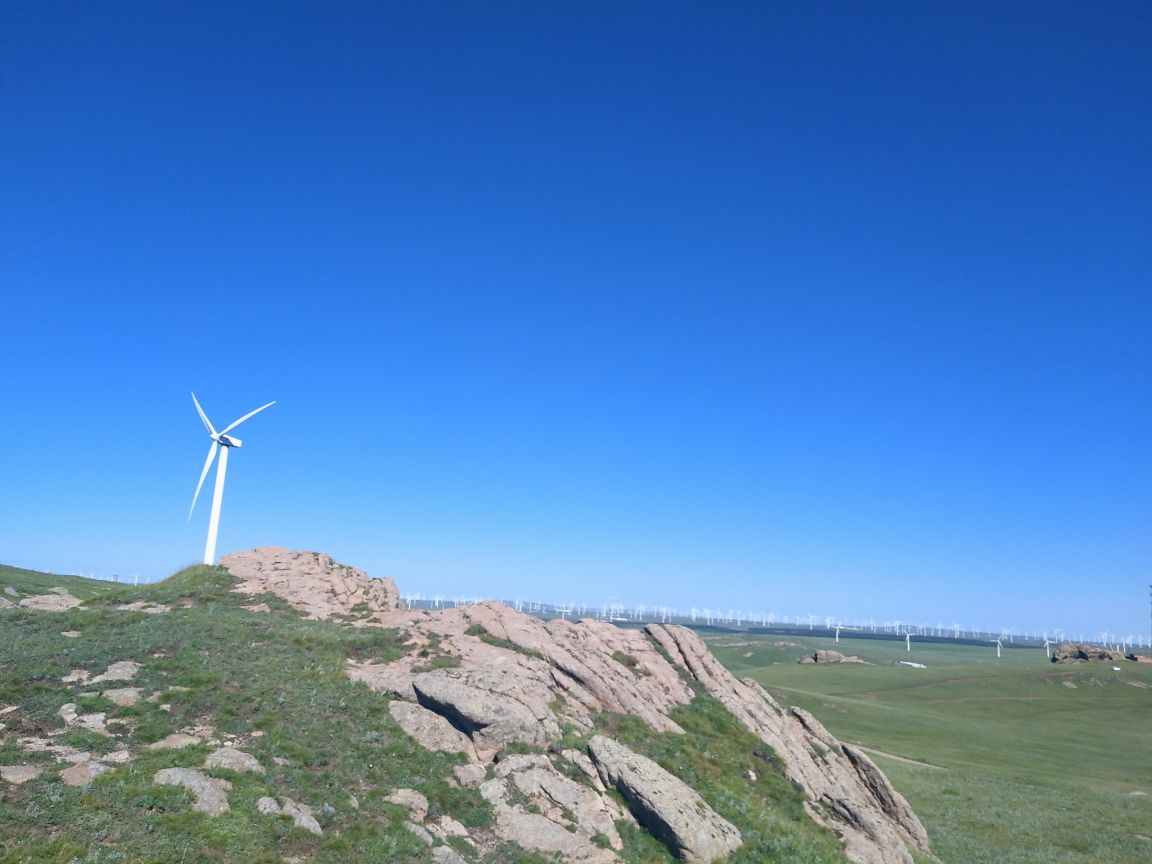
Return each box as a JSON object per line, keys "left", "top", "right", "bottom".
{"left": 0, "top": 549, "right": 931, "bottom": 864}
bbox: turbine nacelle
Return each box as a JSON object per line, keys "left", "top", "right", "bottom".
{"left": 214, "top": 434, "right": 243, "bottom": 448}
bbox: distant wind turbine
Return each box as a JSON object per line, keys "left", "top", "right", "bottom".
{"left": 187, "top": 392, "right": 275, "bottom": 565}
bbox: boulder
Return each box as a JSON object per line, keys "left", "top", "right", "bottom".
{"left": 588, "top": 735, "right": 741, "bottom": 863}
{"left": 0, "top": 765, "right": 39, "bottom": 785}
{"left": 387, "top": 701, "right": 477, "bottom": 758}
{"left": 411, "top": 672, "right": 553, "bottom": 760}
{"left": 204, "top": 746, "right": 264, "bottom": 774}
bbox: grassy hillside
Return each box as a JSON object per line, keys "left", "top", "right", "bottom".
{"left": 0, "top": 564, "right": 119, "bottom": 602}
{"left": 0, "top": 566, "right": 848, "bottom": 864}
{"left": 706, "top": 633, "right": 1152, "bottom": 864}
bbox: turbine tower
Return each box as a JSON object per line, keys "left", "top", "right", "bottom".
{"left": 187, "top": 392, "right": 275, "bottom": 565}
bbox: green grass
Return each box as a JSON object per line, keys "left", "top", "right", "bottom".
{"left": 707, "top": 632, "right": 1152, "bottom": 864}
{"left": 0, "top": 565, "right": 488, "bottom": 863}
{"left": 0, "top": 564, "right": 861, "bottom": 864}
{"left": 0, "top": 564, "right": 119, "bottom": 603}
{"left": 601, "top": 690, "right": 849, "bottom": 864}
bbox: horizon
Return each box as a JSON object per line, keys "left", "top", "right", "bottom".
{"left": 2, "top": 4, "right": 1150, "bottom": 638}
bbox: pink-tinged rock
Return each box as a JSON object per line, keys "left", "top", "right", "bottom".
{"left": 220, "top": 547, "right": 402, "bottom": 620}
{"left": 0, "top": 765, "right": 39, "bottom": 784}
{"left": 61, "top": 761, "right": 112, "bottom": 787}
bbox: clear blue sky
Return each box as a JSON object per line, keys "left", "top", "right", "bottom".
{"left": 2, "top": 2, "right": 1149, "bottom": 638}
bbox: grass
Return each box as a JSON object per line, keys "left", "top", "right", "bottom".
{"left": 0, "top": 563, "right": 859, "bottom": 864}
{"left": 0, "top": 565, "right": 488, "bottom": 863}
{"left": 601, "top": 690, "right": 849, "bottom": 864}
{"left": 706, "top": 632, "right": 1152, "bottom": 864}
{"left": 0, "top": 564, "right": 118, "bottom": 603}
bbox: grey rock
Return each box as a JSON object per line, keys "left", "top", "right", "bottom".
{"left": 204, "top": 746, "right": 264, "bottom": 774}
{"left": 386, "top": 788, "right": 429, "bottom": 823}
{"left": 153, "top": 768, "right": 232, "bottom": 816}
{"left": 431, "top": 847, "right": 469, "bottom": 864}
{"left": 588, "top": 735, "right": 742, "bottom": 863}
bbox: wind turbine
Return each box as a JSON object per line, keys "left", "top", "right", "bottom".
{"left": 188, "top": 392, "right": 275, "bottom": 566}
{"left": 995, "top": 637, "right": 1003, "bottom": 659}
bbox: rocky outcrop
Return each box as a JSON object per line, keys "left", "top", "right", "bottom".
{"left": 646, "top": 624, "right": 930, "bottom": 864}
{"left": 588, "top": 736, "right": 742, "bottom": 863}
{"left": 800, "top": 649, "right": 868, "bottom": 664}
{"left": 224, "top": 547, "right": 928, "bottom": 864}
{"left": 1050, "top": 642, "right": 1146, "bottom": 663}
{"left": 220, "top": 547, "right": 402, "bottom": 621}
{"left": 478, "top": 753, "right": 623, "bottom": 863}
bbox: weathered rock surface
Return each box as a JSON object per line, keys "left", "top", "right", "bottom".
{"left": 386, "top": 788, "right": 429, "bottom": 823}
{"left": 221, "top": 547, "right": 402, "bottom": 621}
{"left": 257, "top": 796, "right": 323, "bottom": 834}
{"left": 1050, "top": 642, "right": 1146, "bottom": 663}
{"left": 800, "top": 649, "right": 868, "bottom": 664}
{"left": 61, "top": 760, "right": 112, "bottom": 787}
{"left": 647, "top": 624, "right": 930, "bottom": 864}
{"left": 153, "top": 768, "right": 232, "bottom": 815}
{"left": 102, "top": 688, "right": 143, "bottom": 707}
{"left": 224, "top": 547, "right": 929, "bottom": 864}
{"left": 0, "top": 765, "right": 39, "bottom": 784}
{"left": 589, "top": 736, "right": 741, "bottom": 863}
{"left": 490, "top": 753, "right": 623, "bottom": 856}
{"left": 147, "top": 733, "right": 203, "bottom": 751}
{"left": 91, "top": 661, "right": 142, "bottom": 684}
{"left": 18, "top": 590, "right": 82, "bottom": 611}
{"left": 386, "top": 700, "right": 477, "bottom": 758}
{"left": 205, "top": 746, "right": 264, "bottom": 774}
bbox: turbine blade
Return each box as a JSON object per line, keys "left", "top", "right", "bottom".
{"left": 191, "top": 392, "right": 217, "bottom": 437}
{"left": 188, "top": 441, "right": 218, "bottom": 521}
{"left": 219, "top": 400, "right": 275, "bottom": 437}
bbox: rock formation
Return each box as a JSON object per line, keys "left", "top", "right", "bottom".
{"left": 800, "top": 649, "right": 868, "bottom": 664}
{"left": 1050, "top": 642, "right": 1149, "bottom": 664}
{"left": 223, "top": 547, "right": 931, "bottom": 864}
{"left": 220, "top": 547, "right": 402, "bottom": 621}
{"left": 588, "top": 735, "right": 742, "bottom": 863}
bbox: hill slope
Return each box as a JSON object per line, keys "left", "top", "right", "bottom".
{"left": 0, "top": 550, "right": 930, "bottom": 864}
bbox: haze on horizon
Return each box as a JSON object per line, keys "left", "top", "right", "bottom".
{"left": 1, "top": 3, "right": 1149, "bottom": 638}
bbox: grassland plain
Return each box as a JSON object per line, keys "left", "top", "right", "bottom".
{"left": 705, "top": 632, "right": 1152, "bottom": 864}
{"left": 0, "top": 564, "right": 853, "bottom": 864}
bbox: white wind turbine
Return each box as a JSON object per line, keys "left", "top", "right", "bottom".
{"left": 188, "top": 392, "right": 275, "bottom": 566}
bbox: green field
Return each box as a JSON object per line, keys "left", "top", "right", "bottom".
{"left": 706, "top": 632, "right": 1152, "bottom": 864}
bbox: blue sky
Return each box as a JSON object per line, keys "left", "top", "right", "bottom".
{"left": 2, "top": 2, "right": 1149, "bottom": 638}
